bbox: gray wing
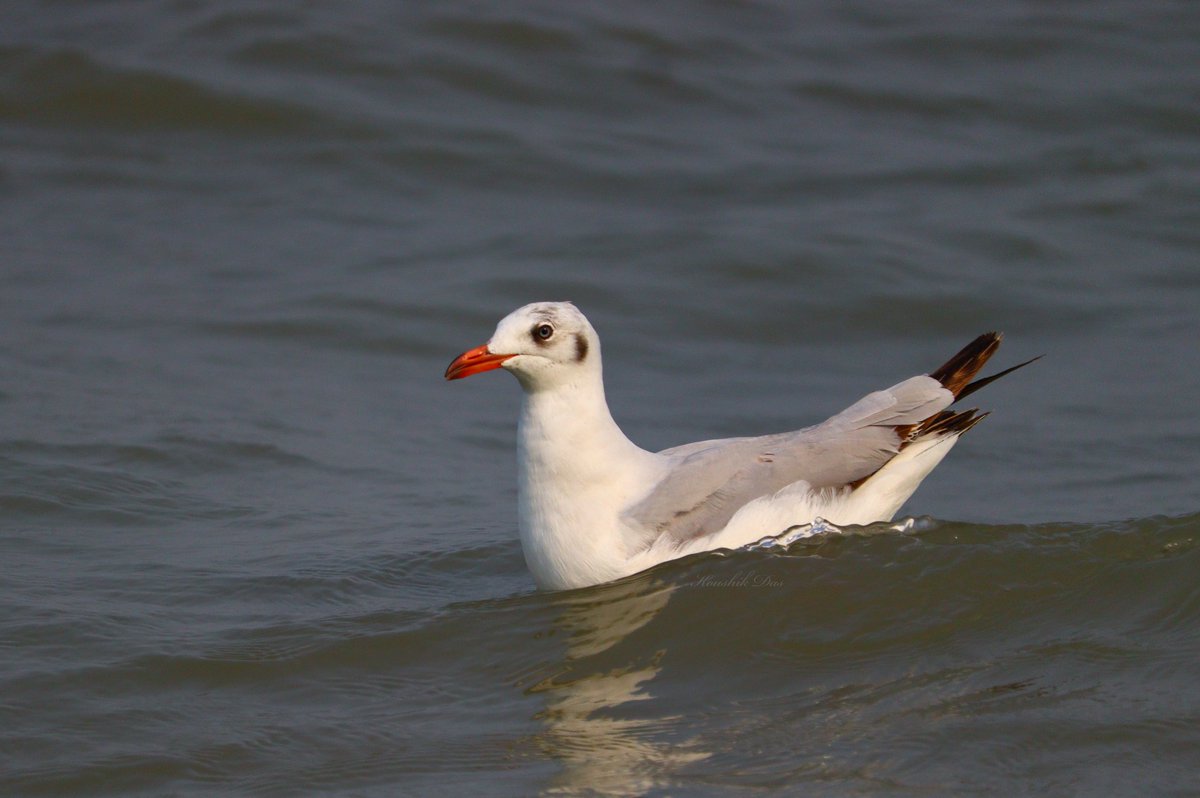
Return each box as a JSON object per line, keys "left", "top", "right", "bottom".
{"left": 622, "top": 376, "right": 953, "bottom": 546}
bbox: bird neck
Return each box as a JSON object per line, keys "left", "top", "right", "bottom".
{"left": 517, "top": 370, "right": 649, "bottom": 478}
{"left": 514, "top": 369, "right": 661, "bottom": 589}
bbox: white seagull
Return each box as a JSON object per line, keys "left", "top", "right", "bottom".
{"left": 446, "top": 302, "right": 1035, "bottom": 591}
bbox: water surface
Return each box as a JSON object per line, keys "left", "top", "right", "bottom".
{"left": 2, "top": 1, "right": 1199, "bottom": 794}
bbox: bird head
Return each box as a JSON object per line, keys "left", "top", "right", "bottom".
{"left": 444, "top": 302, "right": 600, "bottom": 392}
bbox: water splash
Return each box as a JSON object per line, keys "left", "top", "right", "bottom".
{"left": 744, "top": 517, "right": 842, "bottom": 550}
{"left": 743, "top": 515, "right": 935, "bottom": 552}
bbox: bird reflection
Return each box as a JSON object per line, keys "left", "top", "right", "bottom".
{"left": 526, "top": 575, "right": 710, "bottom": 796}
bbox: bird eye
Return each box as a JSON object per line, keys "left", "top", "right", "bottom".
{"left": 534, "top": 323, "right": 554, "bottom": 341}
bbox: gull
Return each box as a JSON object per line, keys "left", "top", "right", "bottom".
{"left": 445, "top": 302, "right": 1036, "bottom": 590}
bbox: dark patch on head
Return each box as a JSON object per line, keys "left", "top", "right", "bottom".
{"left": 573, "top": 333, "right": 589, "bottom": 363}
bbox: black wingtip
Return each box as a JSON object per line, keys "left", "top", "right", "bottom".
{"left": 954, "top": 354, "right": 1043, "bottom": 402}
{"left": 929, "top": 333, "right": 1004, "bottom": 398}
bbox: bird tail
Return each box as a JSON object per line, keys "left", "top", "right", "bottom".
{"left": 844, "top": 332, "right": 1039, "bottom": 505}
{"left": 930, "top": 332, "right": 1042, "bottom": 402}
{"left": 901, "top": 333, "right": 1040, "bottom": 446}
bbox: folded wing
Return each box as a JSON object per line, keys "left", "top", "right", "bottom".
{"left": 623, "top": 375, "right": 952, "bottom": 545}
{"left": 622, "top": 332, "right": 1034, "bottom": 547}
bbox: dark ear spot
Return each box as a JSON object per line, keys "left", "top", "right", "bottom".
{"left": 574, "top": 333, "right": 589, "bottom": 363}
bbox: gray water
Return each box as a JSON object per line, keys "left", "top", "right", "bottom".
{"left": 3, "top": 2, "right": 1199, "bottom": 795}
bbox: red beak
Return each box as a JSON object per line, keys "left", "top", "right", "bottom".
{"left": 445, "top": 344, "right": 515, "bottom": 380}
